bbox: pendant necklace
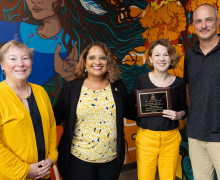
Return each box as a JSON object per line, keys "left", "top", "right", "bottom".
{"left": 5, "top": 80, "right": 29, "bottom": 100}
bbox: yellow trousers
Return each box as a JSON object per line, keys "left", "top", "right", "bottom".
{"left": 136, "top": 127, "right": 181, "bottom": 180}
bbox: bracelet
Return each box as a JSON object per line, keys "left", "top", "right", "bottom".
{"left": 179, "top": 112, "right": 184, "bottom": 120}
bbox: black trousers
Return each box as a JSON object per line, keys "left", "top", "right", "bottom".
{"left": 63, "top": 154, "right": 123, "bottom": 180}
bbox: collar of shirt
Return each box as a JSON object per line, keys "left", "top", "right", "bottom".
{"left": 193, "top": 38, "right": 220, "bottom": 55}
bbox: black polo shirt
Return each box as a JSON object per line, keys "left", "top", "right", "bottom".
{"left": 184, "top": 40, "right": 220, "bottom": 142}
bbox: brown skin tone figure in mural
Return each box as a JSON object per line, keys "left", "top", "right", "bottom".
{"left": 25, "top": 0, "right": 78, "bottom": 81}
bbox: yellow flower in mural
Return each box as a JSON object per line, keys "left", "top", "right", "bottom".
{"left": 140, "top": 5, "right": 156, "bottom": 29}
{"left": 171, "top": 18, "right": 177, "bottom": 28}
{"left": 155, "top": 6, "right": 167, "bottom": 24}
{"left": 188, "top": 0, "right": 216, "bottom": 11}
{"left": 151, "top": 0, "right": 175, "bottom": 10}
{"left": 188, "top": 24, "right": 195, "bottom": 34}
{"left": 162, "top": 25, "right": 180, "bottom": 41}
{"left": 141, "top": 1, "right": 186, "bottom": 45}
{"left": 142, "top": 27, "right": 160, "bottom": 43}
{"left": 190, "top": 0, "right": 198, "bottom": 11}
{"left": 217, "top": 0, "right": 220, "bottom": 16}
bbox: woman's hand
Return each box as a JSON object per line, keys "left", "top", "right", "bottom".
{"left": 27, "top": 160, "right": 51, "bottom": 179}
{"left": 54, "top": 41, "right": 78, "bottom": 82}
{"left": 162, "top": 110, "right": 181, "bottom": 120}
{"left": 35, "top": 158, "right": 53, "bottom": 179}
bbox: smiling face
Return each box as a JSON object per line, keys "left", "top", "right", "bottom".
{"left": 25, "top": 0, "right": 60, "bottom": 20}
{"left": 149, "top": 45, "right": 171, "bottom": 73}
{"left": 193, "top": 5, "right": 219, "bottom": 41}
{"left": 1, "top": 46, "right": 32, "bottom": 83}
{"left": 85, "top": 46, "right": 108, "bottom": 79}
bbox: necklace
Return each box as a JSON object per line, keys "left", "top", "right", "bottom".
{"left": 5, "top": 80, "right": 30, "bottom": 100}
{"left": 14, "top": 21, "right": 64, "bottom": 44}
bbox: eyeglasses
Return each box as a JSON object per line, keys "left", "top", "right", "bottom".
{"left": 87, "top": 55, "right": 108, "bottom": 61}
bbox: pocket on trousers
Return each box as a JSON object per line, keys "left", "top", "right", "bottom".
{"left": 135, "top": 127, "right": 141, "bottom": 145}
{"left": 177, "top": 130, "right": 182, "bottom": 143}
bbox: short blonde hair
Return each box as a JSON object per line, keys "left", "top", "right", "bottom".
{"left": 0, "top": 40, "right": 34, "bottom": 63}
{"left": 147, "top": 39, "right": 181, "bottom": 70}
{"left": 74, "top": 41, "right": 121, "bottom": 83}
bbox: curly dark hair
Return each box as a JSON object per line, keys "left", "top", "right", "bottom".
{"left": 75, "top": 41, "right": 121, "bottom": 83}
{"left": 147, "top": 39, "right": 181, "bottom": 70}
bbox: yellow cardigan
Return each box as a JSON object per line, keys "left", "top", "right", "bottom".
{"left": 0, "top": 81, "right": 58, "bottom": 180}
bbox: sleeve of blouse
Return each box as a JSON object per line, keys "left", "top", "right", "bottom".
{"left": 53, "top": 83, "right": 67, "bottom": 125}
{"left": 129, "top": 77, "right": 140, "bottom": 105}
{"left": 0, "top": 115, "right": 30, "bottom": 179}
{"left": 178, "top": 80, "right": 188, "bottom": 118}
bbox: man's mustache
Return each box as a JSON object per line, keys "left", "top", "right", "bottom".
{"left": 199, "top": 28, "right": 210, "bottom": 32}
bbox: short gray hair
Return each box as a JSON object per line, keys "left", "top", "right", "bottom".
{"left": 193, "top": 3, "right": 218, "bottom": 21}
{"left": 0, "top": 40, "right": 34, "bottom": 63}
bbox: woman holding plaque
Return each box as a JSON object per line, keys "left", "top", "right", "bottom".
{"left": 131, "top": 39, "right": 188, "bottom": 180}
{"left": 53, "top": 41, "right": 136, "bottom": 180}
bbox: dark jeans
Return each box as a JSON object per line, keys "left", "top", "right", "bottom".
{"left": 64, "top": 154, "right": 123, "bottom": 180}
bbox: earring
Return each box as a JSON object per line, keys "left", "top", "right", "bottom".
{"left": 85, "top": 69, "right": 87, "bottom": 72}
{"left": 61, "top": 3, "right": 65, "bottom": 7}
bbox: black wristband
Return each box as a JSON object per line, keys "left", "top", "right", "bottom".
{"left": 179, "top": 112, "right": 183, "bottom": 120}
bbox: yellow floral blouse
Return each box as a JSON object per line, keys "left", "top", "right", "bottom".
{"left": 71, "top": 84, "right": 117, "bottom": 163}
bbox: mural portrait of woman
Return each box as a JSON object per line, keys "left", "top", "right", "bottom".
{"left": 0, "top": 0, "right": 147, "bottom": 104}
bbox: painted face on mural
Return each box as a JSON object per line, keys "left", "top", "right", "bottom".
{"left": 25, "top": 0, "right": 61, "bottom": 20}
{"left": 193, "top": 5, "right": 219, "bottom": 41}
{"left": 149, "top": 45, "right": 171, "bottom": 73}
{"left": 1, "top": 47, "right": 32, "bottom": 82}
{"left": 86, "top": 46, "right": 108, "bottom": 79}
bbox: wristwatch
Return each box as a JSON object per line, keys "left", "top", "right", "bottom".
{"left": 179, "top": 112, "right": 184, "bottom": 120}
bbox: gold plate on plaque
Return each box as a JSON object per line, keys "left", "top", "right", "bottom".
{"left": 135, "top": 87, "right": 172, "bottom": 118}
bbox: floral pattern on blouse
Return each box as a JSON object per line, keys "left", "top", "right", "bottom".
{"left": 71, "top": 84, "right": 117, "bottom": 163}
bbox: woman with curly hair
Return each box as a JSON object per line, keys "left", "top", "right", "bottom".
{"left": 130, "top": 39, "right": 188, "bottom": 180}
{"left": 53, "top": 41, "right": 136, "bottom": 180}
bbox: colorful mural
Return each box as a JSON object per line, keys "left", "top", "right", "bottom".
{"left": 0, "top": 0, "right": 219, "bottom": 180}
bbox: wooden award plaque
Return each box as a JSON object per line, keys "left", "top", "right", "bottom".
{"left": 135, "top": 87, "right": 172, "bottom": 118}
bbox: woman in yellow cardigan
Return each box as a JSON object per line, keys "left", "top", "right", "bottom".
{"left": 0, "top": 40, "right": 58, "bottom": 180}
